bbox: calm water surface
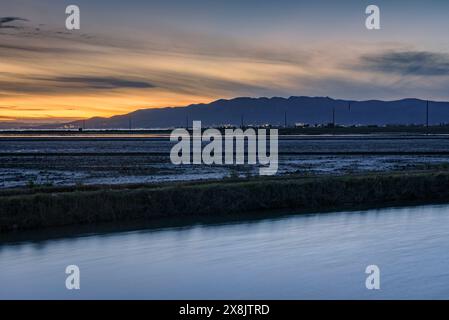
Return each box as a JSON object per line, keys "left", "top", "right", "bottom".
{"left": 1, "top": 204, "right": 449, "bottom": 299}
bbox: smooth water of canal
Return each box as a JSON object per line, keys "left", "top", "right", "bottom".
{"left": 1, "top": 204, "right": 449, "bottom": 299}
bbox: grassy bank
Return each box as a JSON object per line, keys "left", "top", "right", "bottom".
{"left": 1, "top": 171, "right": 449, "bottom": 232}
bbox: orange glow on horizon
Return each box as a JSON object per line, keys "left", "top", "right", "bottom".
{"left": 0, "top": 94, "right": 214, "bottom": 121}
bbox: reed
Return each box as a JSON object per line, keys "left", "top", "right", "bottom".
{"left": 1, "top": 171, "right": 449, "bottom": 232}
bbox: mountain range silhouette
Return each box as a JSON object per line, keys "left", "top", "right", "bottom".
{"left": 9, "top": 96, "right": 449, "bottom": 129}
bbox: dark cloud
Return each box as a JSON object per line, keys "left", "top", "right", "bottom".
{"left": 360, "top": 51, "right": 449, "bottom": 76}
{"left": 50, "top": 77, "right": 156, "bottom": 89}
{"left": 0, "top": 76, "right": 155, "bottom": 95}
{"left": 0, "top": 17, "right": 28, "bottom": 29}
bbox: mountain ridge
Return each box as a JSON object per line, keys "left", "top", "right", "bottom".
{"left": 4, "top": 96, "right": 449, "bottom": 129}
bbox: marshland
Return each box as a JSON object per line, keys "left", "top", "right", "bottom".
{"left": 2, "top": 131, "right": 449, "bottom": 299}
{"left": 2, "top": 131, "right": 449, "bottom": 231}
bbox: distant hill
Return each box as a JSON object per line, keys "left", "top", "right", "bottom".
{"left": 14, "top": 96, "right": 449, "bottom": 129}
{"left": 0, "top": 121, "right": 62, "bottom": 130}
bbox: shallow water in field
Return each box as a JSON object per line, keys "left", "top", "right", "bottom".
{"left": 2, "top": 135, "right": 449, "bottom": 188}
{"left": 1, "top": 204, "right": 449, "bottom": 299}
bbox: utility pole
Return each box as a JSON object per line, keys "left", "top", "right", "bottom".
{"left": 129, "top": 115, "right": 132, "bottom": 130}
{"left": 284, "top": 111, "right": 287, "bottom": 128}
{"left": 241, "top": 114, "right": 244, "bottom": 129}
{"left": 186, "top": 114, "right": 189, "bottom": 130}
{"left": 332, "top": 107, "right": 335, "bottom": 127}
{"left": 348, "top": 102, "right": 351, "bottom": 127}
{"left": 426, "top": 100, "right": 429, "bottom": 134}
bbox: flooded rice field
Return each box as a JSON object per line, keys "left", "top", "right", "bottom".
{"left": 1, "top": 134, "right": 449, "bottom": 188}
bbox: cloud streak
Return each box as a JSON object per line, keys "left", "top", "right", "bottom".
{"left": 0, "top": 16, "right": 28, "bottom": 29}
{"left": 3, "top": 4, "right": 449, "bottom": 121}
{"left": 360, "top": 51, "right": 449, "bottom": 76}
{"left": 44, "top": 76, "right": 156, "bottom": 90}
{"left": 0, "top": 76, "right": 155, "bottom": 96}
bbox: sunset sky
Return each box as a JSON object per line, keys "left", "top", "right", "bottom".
{"left": 2, "top": 0, "right": 449, "bottom": 122}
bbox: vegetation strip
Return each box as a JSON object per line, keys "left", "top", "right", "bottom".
{"left": 1, "top": 171, "right": 449, "bottom": 232}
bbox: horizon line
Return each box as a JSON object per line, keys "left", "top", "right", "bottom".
{"left": 0, "top": 95, "right": 440, "bottom": 125}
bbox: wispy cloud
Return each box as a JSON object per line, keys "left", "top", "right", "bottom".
{"left": 0, "top": 16, "right": 28, "bottom": 29}
{"left": 0, "top": 105, "right": 47, "bottom": 112}
{"left": 360, "top": 51, "right": 449, "bottom": 76}
{"left": 0, "top": 75, "right": 155, "bottom": 95}
{"left": 40, "top": 76, "right": 156, "bottom": 90}
{"left": 3, "top": 4, "right": 449, "bottom": 121}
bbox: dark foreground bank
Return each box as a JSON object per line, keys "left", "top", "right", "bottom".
{"left": 1, "top": 171, "right": 449, "bottom": 232}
